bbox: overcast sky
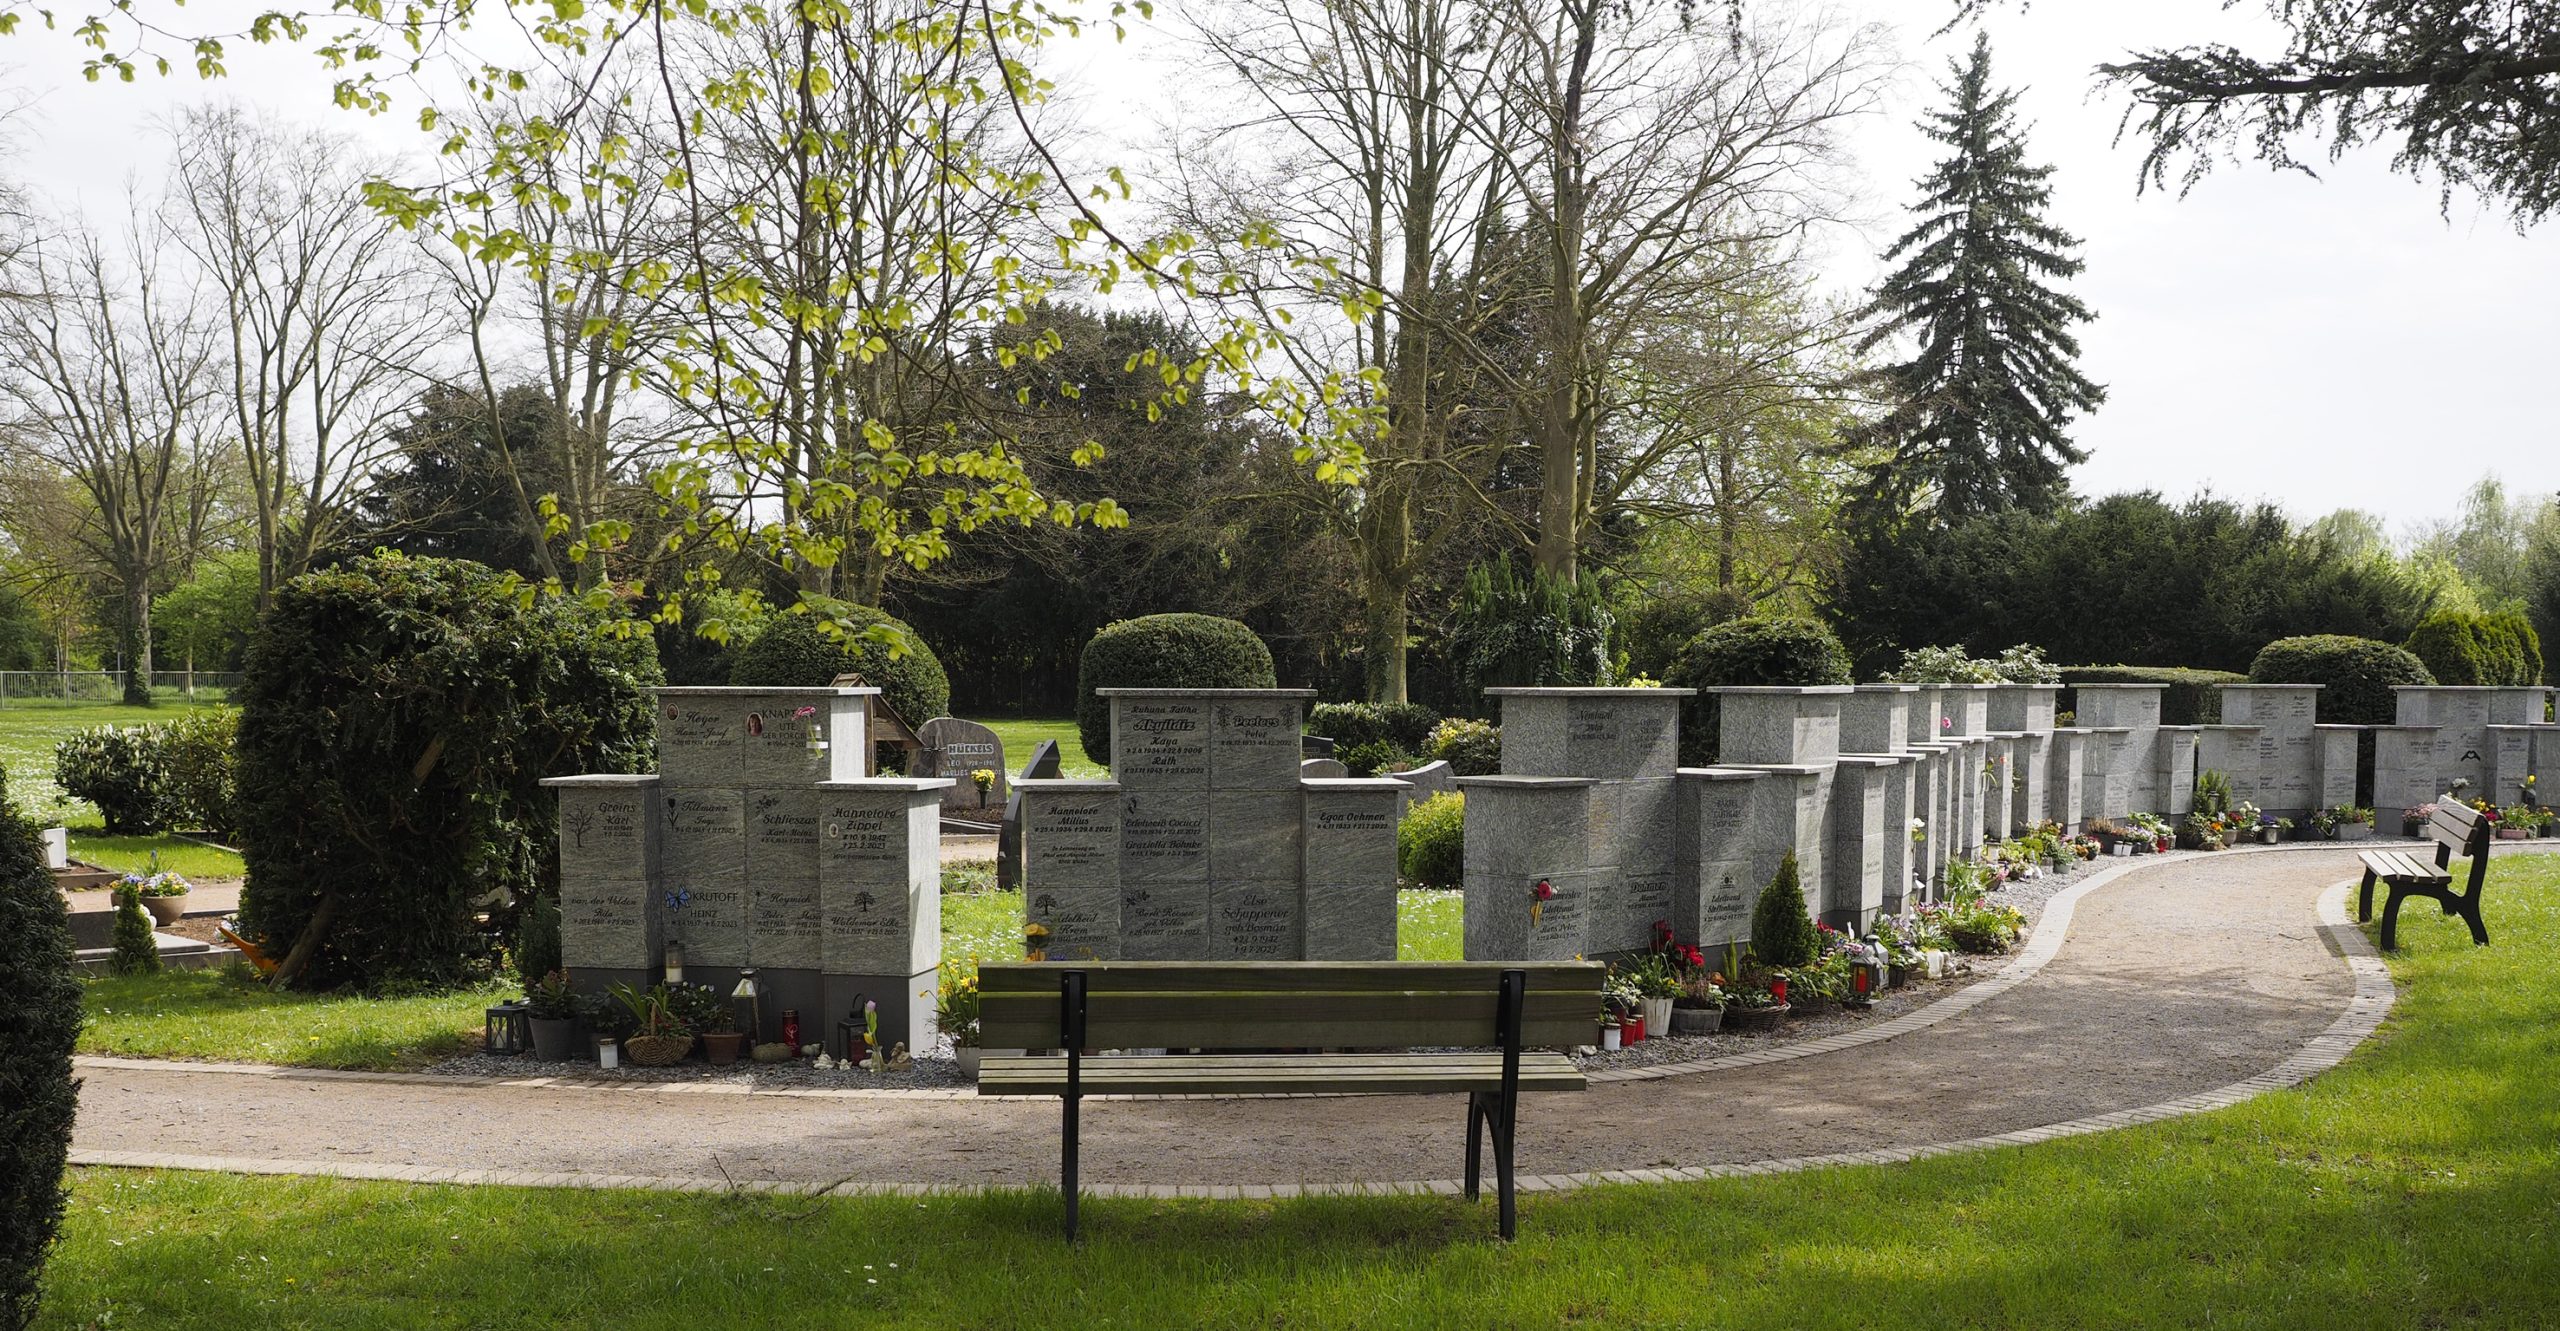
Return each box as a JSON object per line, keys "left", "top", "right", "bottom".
{"left": 3, "top": 0, "right": 2548, "bottom": 537}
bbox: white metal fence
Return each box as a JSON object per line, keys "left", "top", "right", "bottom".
{"left": 0, "top": 671, "right": 241, "bottom": 705}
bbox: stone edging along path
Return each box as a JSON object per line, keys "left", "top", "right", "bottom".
{"left": 69, "top": 844, "right": 2407, "bottom": 1198}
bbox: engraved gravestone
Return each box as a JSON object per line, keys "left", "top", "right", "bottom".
{"left": 1302, "top": 779, "right": 1402, "bottom": 960}
{"left": 816, "top": 778, "right": 945, "bottom": 1058}
{"left": 543, "top": 774, "right": 665, "bottom": 980}
{"left": 913, "top": 717, "right": 1008, "bottom": 818}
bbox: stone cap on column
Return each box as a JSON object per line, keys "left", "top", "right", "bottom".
{"left": 1854, "top": 683, "right": 1919, "bottom": 693}
{"left": 2218, "top": 683, "right": 2324, "bottom": 692}
{"left": 1483, "top": 685, "right": 1696, "bottom": 697}
{"left": 1454, "top": 774, "right": 1599, "bottom": 789}
{"left": 1012, "top": 777, "right": 1124, "bottom": 791}
{"left": 1708, "top": 762, "right": 1829, "bottom": 776}
{"left": 1702, "top": 685, "right": 1852, "bottom": 697}
{"left": 1300, "top": 777, "right": 1412, "bottom": 792}
{"left": 1835, "top": 754, "right": 1911, "bottom": 768}
{"left": 656, "top": 684, "right": 879, "bottom": 697}
{"left": 1675, "top": 766, "right": 1770, "bottom": 782}
{"left": 817, "top": 777, "right": 954, "bottom": 793}
{"left": 1094, "top": 687, "right": 1316, "bottom": 699}
{"left": 541, "top": 773, "right": 662, "bottom": 788}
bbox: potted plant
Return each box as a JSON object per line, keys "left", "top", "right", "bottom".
{"left": 1669, "top": 973, "right": 1726, "bottom": 1035}
{"left": 969, "top": 767, "right": 998, "bottom": 810}
{"left": 611, "top": 982, "right": 697, "bottom": 1066}
{"left": 525, "top": 970, "right": 581, "bottom": 1061}
{"left": 1626, "top": 953, "right": 1679, "bottom": 1038}
{"left": 674, "top": 983, "right": 745, "bottom": 1064}
{"left": 937, "top": 966, "right": 983, "bottom": 1076}
{"left": 1723, "top": 983, "right": 1787, "bottom": 1034}
{"left": 2496, "top": 805, "right": 2533, "bottom": 840}
{"left": 122, "top": 858, "right": 193, "bottom": 926}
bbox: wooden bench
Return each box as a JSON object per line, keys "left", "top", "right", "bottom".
{"left": 2357, "top": 794, "right": 2493, "bottom": 952}
{"left": 976, "top": 961, "right": 1604, "bottom": 1241}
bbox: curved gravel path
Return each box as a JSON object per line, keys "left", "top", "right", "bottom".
{"left": 71, "top": 847, "right": 2378, "bottom": 1194}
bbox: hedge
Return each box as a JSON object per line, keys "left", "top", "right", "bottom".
{"left": 1075, "top": 614, "right": 1277, "bottom": 767}
{"left": 2247, "top": 636, "right": 2435, "bottom": 726}
{"left": 2054, "top": 666, "right": 2246, "bottom": 726}
{"left": 729, "top": 599, "right": 952, "bottom": 727}
{"left": 1421, "top": 718, "right": 1502, "bottom": 776}
{"left": 234, "top": 554, "right": 660, "bottom": 991}
{"left": 53, "top": 726, "right": 169, "bottom": 833}
{"left": 0, "top": 764, "right": 81, "bottom": 1331}
{"left": 1665, "top": 616, "right": 1853, "bottom": 765}
{"left": 1307, "top": 702, "right": 1442, "bottom": 753}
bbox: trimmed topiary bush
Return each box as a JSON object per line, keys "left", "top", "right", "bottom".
{"left": 729, "top": 598, "right": 952, "bottom": 727}
{"left": 2404, "top": 609, "right": 2536, "bottom": 686}
{"left": 53, "top": 725, "right": 170, "bottom": 833}
{"left": 110, "top": 886, "right": 160, "bottom": 976}
{"left": 2055, "top": 665, "right": 2247, "bottom": 726}
{"left": 1420, "top": 717, "right": 1502, "bottom": 776}
{"left": 1075, "top": 614, "right": 1277, "bottom": 767}
{"left": 1748, "top": 852, "right": 1818, "bottom": 968}
{"left": 235, "top": 553, "right": 661, "bottom": 991}
{"left": 2248, "top": 635, "right": 2436, "bottom": 726}
{"left": 1397, "top": 791, "right": 1465, "bottom": 891}
{"left": 1307, "top": 701, "right": 1442, "bottom": 753}
{"left": 0, "top": 765, "right": 81, "bottom": 1331}
{"left": 159, "top": 707, "right": 240, "bottom": 837}
{"left": 1666, "top": 617, "right": 1853, "bottom": 765}
{"left": 1337, "top": 739, "right": 1410, "bottom": 778}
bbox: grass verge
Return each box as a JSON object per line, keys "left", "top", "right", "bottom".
{"left": 39, "top": 857, "right": 2560, "bottom": 1329}
{"left": 0, "top": 699, "right": 219, "bottom": 823}
{"left": 79, "top": 969, "right": 504, "bottom": 1070}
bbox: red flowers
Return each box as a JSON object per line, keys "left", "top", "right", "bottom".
{"left": 1533, "top": 879, "right": 1556, "bottom": 902}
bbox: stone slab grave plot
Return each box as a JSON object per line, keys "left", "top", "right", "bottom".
{"left": 2393, "top": 686, "right": 2557, "bottom": 803}
{"left": 2218, "top": 685, "right": 2327, "bottom": 817}
{"left": 909, "top": 717, "right": 1008, "bottom": 821}
{"left": 543, "top": 686, "right": 946, "bottom": 1059}
{"left": 1013, "top": 689, "right": 1406, "bottom": 963}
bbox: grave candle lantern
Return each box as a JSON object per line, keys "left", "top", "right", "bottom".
{"left": 731, "top": 968, "right": 762, "bottom": 1043}
{"left": 483, "top": 1001, "right": 530, "bottom": 1055}
{"left": 597, "top": 1037, "right": 620, "bottom": 1070}
{"left": 664, "top": 939, "right": 686, "bottom": 984}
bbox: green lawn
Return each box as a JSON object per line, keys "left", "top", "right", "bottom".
{"left": 0, "top": 698, "right": 220, "bottom": 827}
{"left": 42, "top": 857, "right": 2558, "bottom": 1329}
{"left": 80, "top": 969, "right": 505, "bottom": 1070}
{"left": 65, "top": 832, "right": 244, "bottom": 880}
{"left": 973, "top": 715, "right": 1104, "bottom": 778}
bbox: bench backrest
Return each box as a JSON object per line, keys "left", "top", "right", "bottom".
{"left": 977, "top": 961, "right": 1606, "bottom": 1052}
{"left": 2426, "top": 795, "right": 2494, "bottom": 879}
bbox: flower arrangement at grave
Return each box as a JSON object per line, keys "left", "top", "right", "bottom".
{"left": 2126, "top": 812, "right": 2174, "bottom": 854}
{"left": 1920, "top": 884, "right": 2027, "bottom": 956}
{"left": 2180, "top": 811, "right": 2229, "bottom": 851}
{"left": 935, "top": 967, "right": 983, "bottom": 1050}
{"left": 1674, "top": 972, "right": 1728, "bottom": 1011}
{"left": 609, "top": 982, "right": 697, "bottom": 1066}
{"left": 969, "top": 768, "right": 997, "bottom": 807}
{"left": 1022, "top": 921, "right": 1050, "bottom": 961}
{"left": 1528, "top": 877, "right": 1556, "bottom": 927}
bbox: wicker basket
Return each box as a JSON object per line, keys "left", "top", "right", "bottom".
{"left": 623, "top": 1035, "right": 695, "bottom": 1067}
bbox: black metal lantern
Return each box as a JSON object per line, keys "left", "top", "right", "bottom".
{"left": 731, "top": 967, "right": 762, "bottom": 1043}
{"left": 484, "top": 1000, "right": 531, "bottom": 1055}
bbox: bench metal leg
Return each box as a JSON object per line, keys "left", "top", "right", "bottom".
{"left": 2380, "top": 889, "right": 2409, "bottom": 952}
{"left": 1463, "top": 1093, "right": 1485, "bottom": 1202}
{"left": 1491, "top": 1091, "right": 1517, "bottom": 1241}
{"left": 1062, "top": 1093, "right": 1081, "bottom": 1242}
{"left": 2459, "top": 896, "right": 2491, "bottom": 946}
{"left": 2356, "top": 867, "right": 2378, "bottom": 922}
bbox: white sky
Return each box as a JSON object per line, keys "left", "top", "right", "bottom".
{"left": 3, "top": 0, "right": 2549, "bottom": 536}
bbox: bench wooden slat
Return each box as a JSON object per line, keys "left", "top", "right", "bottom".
{"left": 979, "top": 964, "right": 1605, "bottom": 1051}
{"left": 978, "top": 1052, "right": 1587, "bottom": 1098}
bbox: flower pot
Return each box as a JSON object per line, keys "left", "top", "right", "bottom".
{"left": 2110, "top": 843, "right": 2132, "bottom": 857}
{"left": 700, "top": 1031, "right": 749, "bottom": 1065}
{"left": 1725, "top": 1004, "right": 1787, "bottom": 1034}
{"left": 622, "top": 1034, "right": 693, "bottom": 1067}
{"left": 529, "top": 1016, "right": 580, "bottom": 1062}
{"left": 1639, "top": 997, "right": 1674, "bottom": 1037}
{"left": 143, "top": 892, "right": 189, "bottom": 926}
{"left": 2497, "top": 827, "right": 2530, "bottom": 840}
{"left": 1668, "top": 1005, "right": 1723, "bottom": 1036}
{"left": 2337, "top": 822, "right": 2372, "bottom": 841}
{"left": 955, "top": 1046, "right": 982, "bottom": 1078}
{"left": 2257, "top": 828, "right": 2280, "bottom": 845}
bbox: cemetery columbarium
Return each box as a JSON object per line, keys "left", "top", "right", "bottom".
{"left": 544, "top": 679, "right": 2560, "bottom": 1063}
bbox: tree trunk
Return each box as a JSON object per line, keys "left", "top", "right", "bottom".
{"left": 123, "top": 579, "right": 153, "bottom": 706}
{"left": 1356, "top": 498, "right": 1414, "bottom": 702}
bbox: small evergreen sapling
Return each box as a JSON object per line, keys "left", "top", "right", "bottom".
{"left": 1749, "top": 852, "right": 1820, "bottom": 969}
{"left": 111, "top": 885, "right": 162, "bottom": 976}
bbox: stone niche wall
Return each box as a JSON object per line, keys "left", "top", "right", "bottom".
{"left": 2389, "top": 686, "right": 2556, "bottom": 804}
{"left": 1017, "top": 689, "right": 1404, "bottom": 963}
{"left": 546, "top": 685, "right": 946, "bottom": 1058}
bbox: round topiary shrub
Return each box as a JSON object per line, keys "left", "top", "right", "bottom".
{"left": 1397, "top": 791, "right": 1465, "bottom": 891}
{"left": 2403, "top": 609, "right": 2535, "bottom": 686}
{"left": 2248, "top": 635, "right": 2436, "bottom": 726}
{"left": 728, "top": 597, "right": 952, "bottom": 727}
{"left": 1075, "top": 614, "right": 1278, "bottom": 767}
{"left": 1666, "top": 616, "right": 1854, "bottom": 765}
{"left": 53, "top": 726, "right": 169, "bottom": 833}
{"left": 1748, "top": 852, "right": 1818, "bottom": 968}
{"left": 1307, "top": 701, "right": 1443, "bottom": 753}
{"left": 234, "top": 553, "right": 661, "bottom": 991}
{"left": 0, "top": 766, "right": 81, "bottom": 1331}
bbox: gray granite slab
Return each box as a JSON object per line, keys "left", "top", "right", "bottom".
{"left": 1015, "top": 780, "right": 1123, "bottom": 892}
{"left": 1210, "top": 789, "right": 1303, "bottom": 883}
{"left": 1108, "top": 693, "right": 1211, "bottom": 788}
{"left": 1210, "top": 697, "right": 1306, "bottom": 791}
{"left": 1118, "top": 789, "right": 1211, "bottom": 884}
{"left": 1212, "top": 879, "right": 1308, "bottom": 960}
{"left": 1118, "top": 880, "right": 1211, "bottom": 960}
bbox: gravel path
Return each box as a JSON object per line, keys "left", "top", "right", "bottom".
{"left": 70, "top": 848, "right": 2367, "bottom": 1191}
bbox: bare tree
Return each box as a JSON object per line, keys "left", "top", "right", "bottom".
{"left": 162, "top": 104, "right": 447, "bottom": 598}
{"left": 0, "top": 220, "right": 228, "bottom": 701}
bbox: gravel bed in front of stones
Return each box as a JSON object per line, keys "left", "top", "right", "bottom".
{"left": 425, "top": 1042, "right": 977, "bottom": 1091}
{"left": 1569, "top": 853, "right": 2101, "bottom": 1073}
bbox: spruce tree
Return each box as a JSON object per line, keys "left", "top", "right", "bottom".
{"left": 1748, "top": 852, "right": 1819, "bottom": 969}
{"left": 1851, "top": 34, "right": 2104, "bottom": 528}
